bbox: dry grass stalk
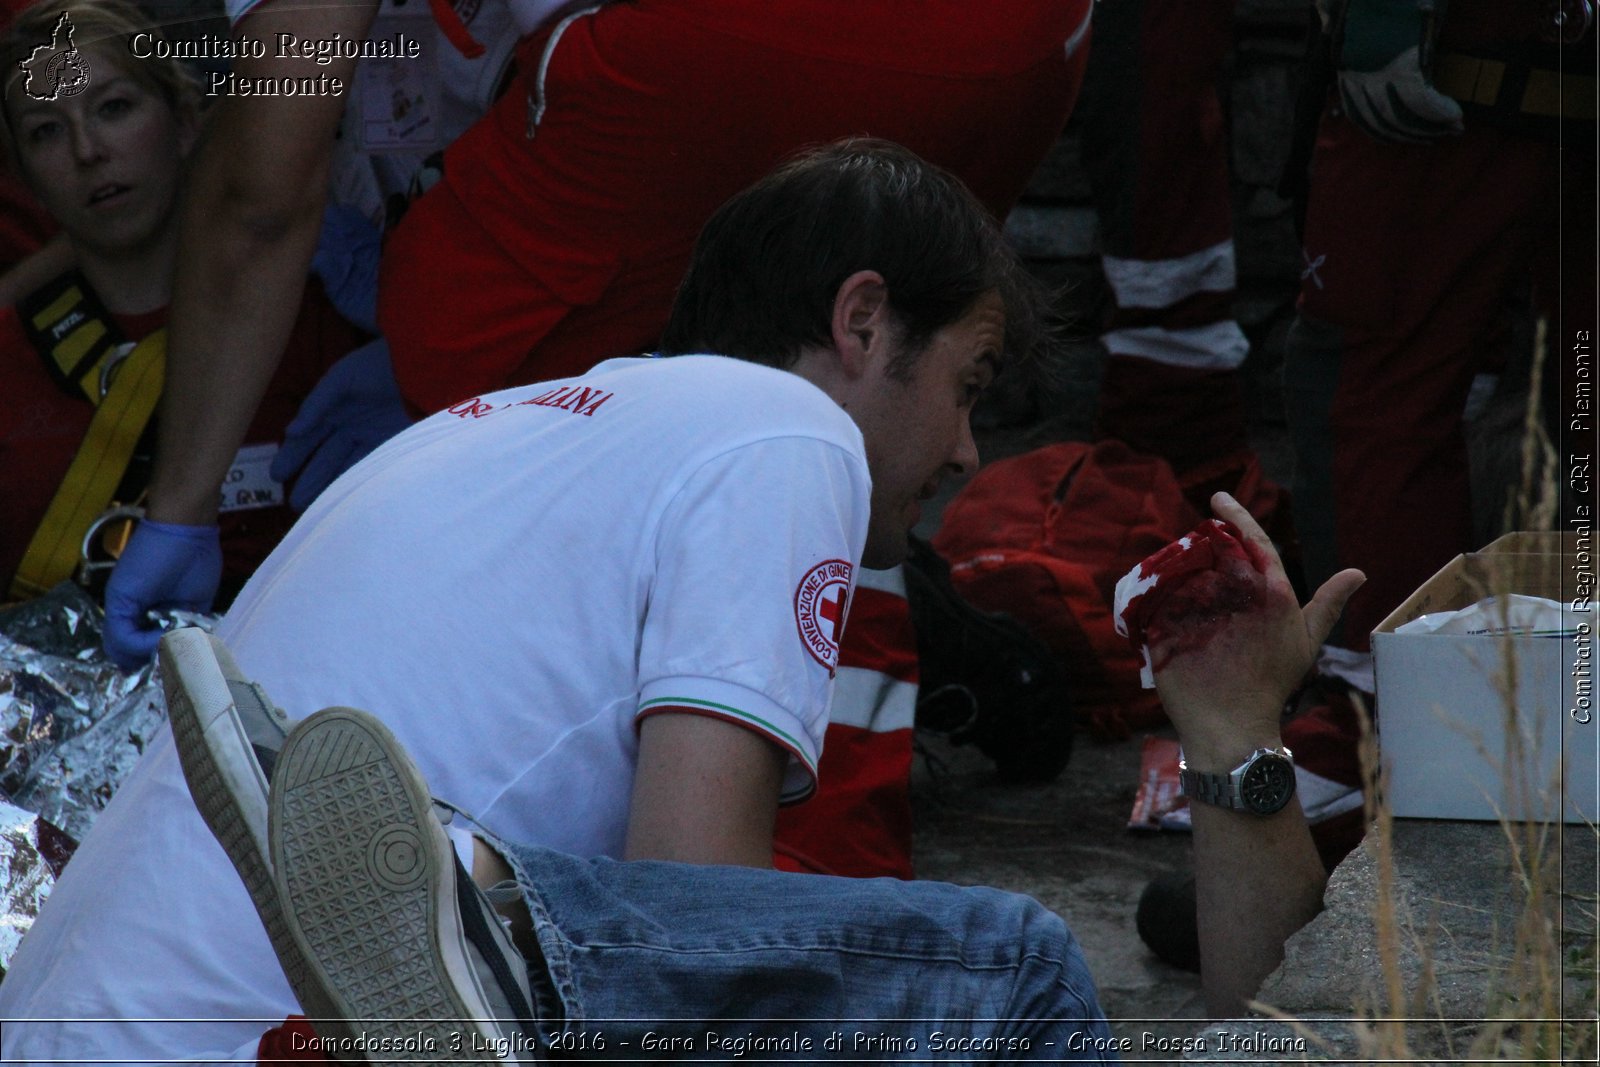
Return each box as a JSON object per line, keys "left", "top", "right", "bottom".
{"left": 1337, "top": 322, "right": 1596, "bottom": 1063}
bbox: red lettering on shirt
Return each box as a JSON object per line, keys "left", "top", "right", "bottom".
{"left": 448, "top": 397, "right": 496, "bottom": 419}
{"left": 452, "top": 384, "right": 616, "bottom": 422}
{"left": 518, "top": 384, "right": 614, "bottom": 417}
{"left": 521, "top": 385, "right": 568, "bottom": 407}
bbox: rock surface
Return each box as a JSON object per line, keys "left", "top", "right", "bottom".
{"left": 1195, "top": 820, "right": 1598, "bottom": 1062}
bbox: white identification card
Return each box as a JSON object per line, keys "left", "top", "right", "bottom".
{"left": 219, "top": 443, "right": 284, "bottom": 513}
{"left": 354, "top": 8, "right": 444, "bottom": 155}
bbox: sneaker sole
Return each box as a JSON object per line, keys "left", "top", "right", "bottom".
{"left": 270, "top": 708, "right": 514, "bottom": 1063}
{"left": 159, "top": 628, "right": 349, "bottom": 1040}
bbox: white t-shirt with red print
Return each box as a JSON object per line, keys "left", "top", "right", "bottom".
{"left": 0, "top": 354, "right": 869, "bottom": 1062}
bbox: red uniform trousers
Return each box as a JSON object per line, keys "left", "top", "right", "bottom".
{"left": 774, "top": 570, "right": 919, "bottom": 880}
{"left": 1082, "top": 0, "right": 1254, "bottom": 480}
{"left": 1285, "top": 109, "right": 1591, "bottom": 650}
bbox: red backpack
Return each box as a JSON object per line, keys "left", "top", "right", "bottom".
{"left": 932, "top": 440, "right": 1200, "bottom": 738}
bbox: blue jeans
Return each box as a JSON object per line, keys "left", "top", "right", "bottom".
{"left": 493, "top": 842, "right": 1118, "bottom": 1062}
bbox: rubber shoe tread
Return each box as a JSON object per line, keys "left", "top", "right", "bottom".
{"left": 269, "top": 707, "right": 530, "bottom": 1063}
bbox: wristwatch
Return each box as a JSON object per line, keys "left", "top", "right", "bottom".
{"left": 1179, "top": 746, "right": 1296, "bottom": 815}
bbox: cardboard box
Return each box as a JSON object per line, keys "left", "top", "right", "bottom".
{"left": 1372, "top": 532, "right": 1597, "bottom": 823}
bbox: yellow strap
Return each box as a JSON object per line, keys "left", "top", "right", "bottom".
{"left": 1522, "top": 69, "right": 1598, "bottom": 120}
{"left": 28, "top": 283, "right": 82, "bottom": 337}
{"left": 8, "top": 330, "right": 166, "bottom": 601}
{"left": 1433, "top": 55, "right": 1505, "bottom": 106}
{"left": 1434, "top": 54, "right": 1598, "bottom": 120}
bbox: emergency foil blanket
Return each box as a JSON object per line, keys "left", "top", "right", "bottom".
{"left": 0, "top": 588, "right": 217, "bottom": 979}
{"left": 0, "top": 581, "right": 105, "bottom": 660}
{"left": 0, "top": 798, "right": 75, "bottom": 979}
{"left": 2, "top": 589, "right": 219, "bottom": 834}
{"left": 0, "top": 632, "right": 162, "bottom": 840}
{"left": 0, "top": 586, "right": 218, "bottom": 842}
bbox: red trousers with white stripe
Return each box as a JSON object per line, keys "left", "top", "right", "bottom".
{"left": 1081, "top": 0, "right": 1253, "bottom": 475}
{"left": 774, "top": 567, "right": 919, "bottom": 880}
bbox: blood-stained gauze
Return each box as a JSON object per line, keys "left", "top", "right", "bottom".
{"left": 1113, "top": 519, "right": 1269, "bottom": 687}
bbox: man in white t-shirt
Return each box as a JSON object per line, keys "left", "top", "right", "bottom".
{"left": 0, "top": 139, "right": 1049, "bottom": 1062}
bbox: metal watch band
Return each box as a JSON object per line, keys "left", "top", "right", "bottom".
{"left": 1178, "top": 745, "right": 1295, "bottom": 814}
{"left": 1178, "top": 764, "right": 1242, "bottom": 809}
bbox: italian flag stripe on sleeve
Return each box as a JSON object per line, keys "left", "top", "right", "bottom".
{"left": 636, "top": 696, "right": 817, "bottom": 778}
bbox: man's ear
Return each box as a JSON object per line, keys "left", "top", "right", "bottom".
{"left": 829, "top": 269, "right": 891, "bottom": 379}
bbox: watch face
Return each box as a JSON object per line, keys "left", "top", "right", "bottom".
{"left": 1240, "top": 755, "right": 1295, "bottom": 814}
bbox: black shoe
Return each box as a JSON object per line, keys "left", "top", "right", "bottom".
{"left": 1136, "top": 869, "right": 1200, "bottom": 973}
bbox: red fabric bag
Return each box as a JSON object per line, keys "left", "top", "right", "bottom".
{"left": 932, "top": 440, "right": 1200, "bottom": 738}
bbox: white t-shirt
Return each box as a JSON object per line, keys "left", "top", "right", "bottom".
{"left": 231, "top": 0, "right": 559, "bottom": 226}
{"left": 324, "top": 0, "right": 522, "bottom": 224}
{"left": 0, "top": 356, "right": 870, "bottom": 1061}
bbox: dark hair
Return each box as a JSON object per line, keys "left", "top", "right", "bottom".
{"left": 658, "top": 138, "right": 1054, "bottom": 378}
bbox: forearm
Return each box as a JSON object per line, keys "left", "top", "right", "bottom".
{"left": 1185, "top": 713, "right": 1327, "bottom": 1017}
{"left": 624, "top": 803, "right": 778, "bottom": 868}
{"left": 145, "top": 3, "right": 375, "bottom": 525}
{"left": 1142, "top": 497, "right": 1361, "bottom": 1017}
{"left": 149, "top": 126, "right": 328, "bottom": 524}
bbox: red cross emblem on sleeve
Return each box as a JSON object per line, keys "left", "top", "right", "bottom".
{"left": 794, "top": 559, "right": 854, "bottom": 672}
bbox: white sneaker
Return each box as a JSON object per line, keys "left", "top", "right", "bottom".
{"left": 269, "top": 707, "right": 539, "bottom": 1063}
{"left": 160, "top": 628, "right": 348, "bottom": 1037}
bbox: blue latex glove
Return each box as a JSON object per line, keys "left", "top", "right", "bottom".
{"left": 103, "top": 520, "right": 222, "bottom": 671}
{"left": 270, "top": 339, "right": 414, "bottom": 511}
{"left": 310, "top": 203, "right": 382, "bottom": 333}
{"left": 1336, "top": 0, "right": 1463, "bottom": 142}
